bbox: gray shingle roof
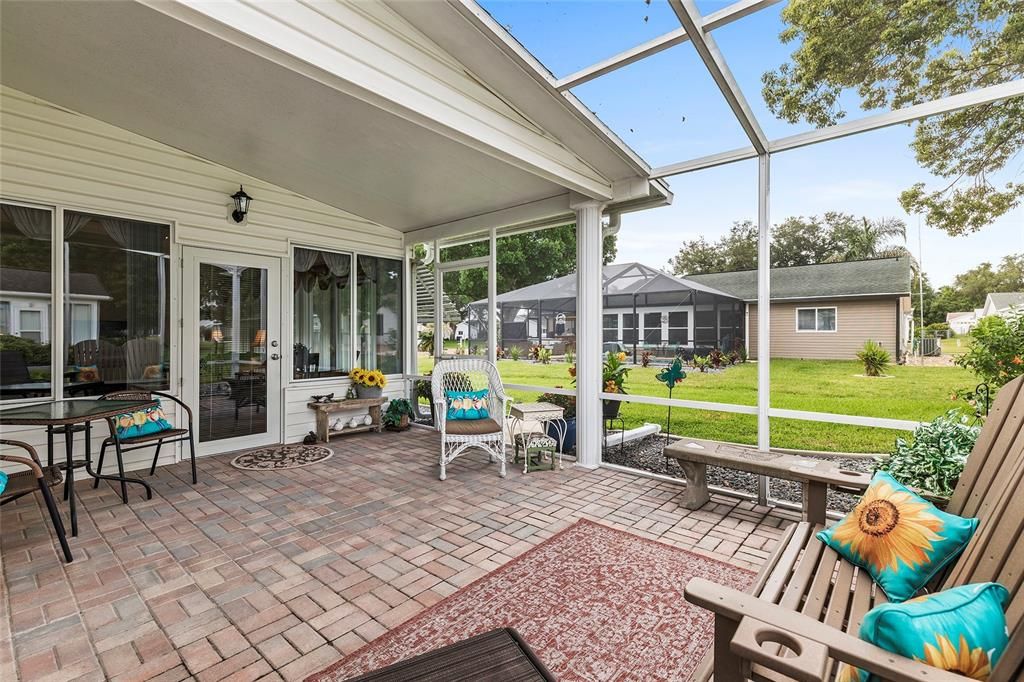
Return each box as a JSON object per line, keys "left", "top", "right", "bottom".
{"left": 0, "top": 267, "right": 110, "bottom": 297}
{"left": 987, "top": 292, "right": 1024, "bottom": 311}
{"left": 687, "top": 258, "right": 912, "bottom": 302}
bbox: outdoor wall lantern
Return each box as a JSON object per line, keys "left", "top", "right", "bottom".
{"left": 230, "top": 185, "right": 253, "bottom": 223}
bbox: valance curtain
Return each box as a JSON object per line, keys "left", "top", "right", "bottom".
{"left": 3, "top": 204, "right": 51, "bottom": 240}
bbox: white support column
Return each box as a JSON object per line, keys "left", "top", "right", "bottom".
{"left": 574, "top": 198, "right": 605, "bottom": 469}
{"left": 487, "top": 227, "right": 497, "bottom": 364}
{"left": 432, "top": 240, "right": 442, "bottom": 363}
{"left": 756, "top": 153, "right": 771, "bottom": 504}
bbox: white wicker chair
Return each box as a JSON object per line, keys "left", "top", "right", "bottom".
{"left": 431, "top": 359, "right": 510, "bottom": 480}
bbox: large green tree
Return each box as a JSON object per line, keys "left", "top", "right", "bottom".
{"left": 763, "top": 0, "right": 1024, "bottom": 236}
{"left": 669, "top": 213, "right": 911, "bottom": 275}
{"left": 436, "top": 224, "right": 617, "bottom": 316}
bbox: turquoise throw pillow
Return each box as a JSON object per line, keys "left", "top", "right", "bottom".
{"left": 0, "top": 470, "right": 7, "bottom": 494}
{"left": 817, "top": 471, "right": 977, "bottom": 602}
{"left": 445, "top": 390, "right": 489, "bottom": 421}
{"left": 114, "top": 401, "right": 174, "bottom": 440}
{"left": 837, "top": 582, "right": 1010, "bottom": 682}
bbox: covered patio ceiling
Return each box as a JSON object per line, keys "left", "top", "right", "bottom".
{"left": 0, "top": 0, "right": 670, "bottom": 236}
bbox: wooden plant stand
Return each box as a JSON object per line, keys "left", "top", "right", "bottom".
{"left": 307, "top": 398, "right": 386, "bottom": 442}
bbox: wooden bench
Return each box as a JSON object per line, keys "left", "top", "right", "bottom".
{"left": 663, "top": 438, "right": 872, "bottom": 525}
{"left": 307, "top": 398, "right": 386, "bottom": 441}
{"left": 684, "top": 374, "right": 1024, "bottom": 682}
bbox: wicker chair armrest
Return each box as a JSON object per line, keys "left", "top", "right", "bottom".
{"left": 685, "top": 578, "right": 967, "bottom": 682}
{"left": 0, "top": 439, "right": 44, "bottom": 471}
{"left": 0, "top": 453, "right": 44, "bottom": 478}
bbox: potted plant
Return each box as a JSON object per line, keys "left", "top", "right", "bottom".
{"left": 601, "top": 351, "right": 630, "bottom": 419}
{"left": 382, "top": 398, "right": 416, "bottom": 431}
{"left": 538, "top": 390, "right": 577, "bottom": 453}
{"left": 349, "top": 367, "right": 387, "bottom": 398}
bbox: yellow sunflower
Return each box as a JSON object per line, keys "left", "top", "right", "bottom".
{"left": 375, "top": 371, "right": 388, "bottom": 388}
{"left": 918, "top": 634, "right": 991, "bottom": 680}
{"left": 829, "top": 479, "right": 944, "bottom": 573}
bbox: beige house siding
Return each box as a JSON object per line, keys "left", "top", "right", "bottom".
{"left": 748, "top": 298, "right": 901, "bottom": 360}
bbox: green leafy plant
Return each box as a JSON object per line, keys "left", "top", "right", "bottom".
{"left": 0, "top": 334, "right": 50, "bottom": 365}
{"left": 537, "top": 347, "right": 552, "bottom": 365}
{"left": 954, "top": 312, "right": 1023, "bottom": 388}
{"left": 856, "top": 339, "right": 891, "bottom": 377}
{"left": 529, "top": 345, "right": 542, "bottom": 361}
{"left": 382, "top": 398, "right": 417, "bottom": 430}
{"left": 564, "top": 348, "right": 575, "bottom": 365}
{"left": 879, "top": 410, "right": 981, "bottom": 498}
{"left": 692, "top": 354, "right": 712, "bottom": 373}
{"left": 508, "top": 345, "right": 522, "bottom": 361}
{"left": 537, "top": 391, "right": 575, "bottom": 419}
{"left": 708, "top": 348, "right": 725, "bottom": 369}
{"left": 602, "top": 351, "right": 630, "bottom": 393}
{"left": 417, "top": 327, "right": 434, "bottom": 355}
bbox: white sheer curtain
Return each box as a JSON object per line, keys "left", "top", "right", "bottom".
{"left": 3, "top": 204, "right": 51, "bottom": 240}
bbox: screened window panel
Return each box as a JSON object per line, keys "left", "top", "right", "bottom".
{"left": 603, "top": 314, "right": 617, "bottom": 328}
{"left": 622, "top": 329, "right": 637, "bottom": 344}
{"left": 643, "top": 312, "right": 662, "bottom": 343}
{"left": 668, "top": 328, "right": 688, "bottom": 344}
{"left": 694, "top": 310, "right": 715, "bottom": 327}
{"left": 603, "top": 329, "right": 618, "bottom": 342}
{"left": 668, "top": 311, "right": 688, "bottom": 327}
{"left": 357, "top": 255, "right": 403, "bottom": 374}
{"left": 293, "top": 247, "right": 352, "bottom": 379}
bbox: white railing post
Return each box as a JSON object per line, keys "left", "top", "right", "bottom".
{"left": 756, "top": 153, "right": 771, "bottom": 504}
{"left": 574, "top": 197, "right": 605, "bottom": 468}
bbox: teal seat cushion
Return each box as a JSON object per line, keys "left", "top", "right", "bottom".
{"left": 816, "top": 471, "right": 977, "bottom": 602}
{"left": 445, "top": 390, "right": 489, "bottom": 421}
{"left": 0, "top": 470, "right": 7, "bottom": 495}
{"left": 114, "top": 401, "right": 174, "bottom": 440}
{"left": 837, "top": 582, "right": 1010, "bottom": 682}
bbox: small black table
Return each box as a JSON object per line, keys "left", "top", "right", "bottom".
{"left": 343, "top": 628, "right": 556, "bottom": 681}
{"left": 0, "top": 398, "right": 157, "bottom": 535}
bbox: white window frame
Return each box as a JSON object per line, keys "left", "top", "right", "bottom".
{"left": 795, "top": 306, "right": 838, "bottom": 333}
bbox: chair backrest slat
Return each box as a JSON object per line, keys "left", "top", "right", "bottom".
{"left": 946, "top": 377, "right": 1024, "bottom": 518}
{"left": 431, "top": 359, "right": 504, "bottom": 420}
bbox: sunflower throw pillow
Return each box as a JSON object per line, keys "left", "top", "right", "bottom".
{"left": 817, "top": 471, "right": 977, "bottom": 602}
{"left": 836, "top": 582, "right": 1009, "bottom": 682}
{"left": 445, "top": 389, "right": 489, "bottom": 421}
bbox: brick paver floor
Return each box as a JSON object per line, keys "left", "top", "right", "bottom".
{"left": 1, "top": 428, "right": 799, "bottom": 681}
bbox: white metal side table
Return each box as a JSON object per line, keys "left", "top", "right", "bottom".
{"left": 506, "top": 402, "right": 567, "bottom": 473}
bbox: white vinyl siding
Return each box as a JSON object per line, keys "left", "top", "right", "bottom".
{"left": 1, "top": 86, "right": 405, "bottom": 471}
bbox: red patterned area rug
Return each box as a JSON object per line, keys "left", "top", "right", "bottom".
{"left": 307, "top": 519, "right": 755, "bottom": 682}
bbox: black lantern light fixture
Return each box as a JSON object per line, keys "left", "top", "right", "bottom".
{"left": 230, "top": 185, "right": 253, "bottom": 223}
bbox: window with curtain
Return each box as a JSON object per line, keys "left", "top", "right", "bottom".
{"left": 293, "top": 247, "right": 352, "bottom": 379}
{"left": 64, "top": 211, "right": 171, "bottom": 395}
{"left": 357, "top": 255, "right": 402, "bottom": 374}
{"left": 0, "top": 203, "right": 53, "bottom": 398}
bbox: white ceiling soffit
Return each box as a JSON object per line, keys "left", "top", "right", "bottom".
{"left": 387, "top": 0, "right": 672, "bottom": 204}
{"left": 0, "top": 0, "right": 665, "bottom": 233}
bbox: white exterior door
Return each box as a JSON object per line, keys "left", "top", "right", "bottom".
{"left": 183, "top": 247, "right": 282, "bottom": 455}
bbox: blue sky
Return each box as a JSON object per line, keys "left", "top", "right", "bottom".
{"left": 481, "top": 0, "right": 1023, "bottom": 287}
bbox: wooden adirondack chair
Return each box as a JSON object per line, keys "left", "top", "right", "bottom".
{"left": 685, "top": 374, "right": 1024, "bottom": 682}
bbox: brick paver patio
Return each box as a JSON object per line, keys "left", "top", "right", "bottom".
{"left": 1, "top": 428, "right": 798, "bottom": 681}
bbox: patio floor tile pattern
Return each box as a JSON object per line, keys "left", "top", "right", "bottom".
{"left": 0, "top": 428, "right": 799, "bottom": 681}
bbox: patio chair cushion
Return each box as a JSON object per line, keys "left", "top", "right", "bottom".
{"left": 0, "top": 470, "right": 6, "bottom": 494}
{"left": 837, "top": 582, "right": 1010, "bottom": 682}
{"left": 114, "top": 400, "right": 174, "bottom": 440}
{"left": 77, "top": 365, "right": 101, "bottom": 382}
{"left": 445, "top": 418, "right": 501, "bottom": 436}
{"left": 816, "top": 471, "right": 977, "bottom": 602}
{"left": 445, "top": 389, "right": 489, "bottom": 421}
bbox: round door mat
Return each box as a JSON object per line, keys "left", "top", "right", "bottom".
{"left": 230, "top": 444, "right": 333, "bottom": 470}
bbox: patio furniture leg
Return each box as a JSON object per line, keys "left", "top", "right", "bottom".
{"left": 679, "top": 461, "right": 711, "bottom": 510}
{"left": 64, "top": 431, "right": 78, "bottom": 536}
{"left": 113, "top": 439, "right": 129, "bottom": 503}
{"left": 38, "top": 476, "right": 73, "bottom": 563}
{"left": 47, "top": 425, "right": 54, "bottom": 468}
{"left": 804, "top": 481, "right": 827, "bottom": 526}
{"left": 713, "top": 613, "right": 746, "bottom": 682}
{"left": 62, "top": 429, "right": 73, "bottom": 502}
{"left": 93, "top": 441, "right": 107, "bottom": 488}
{"left": 149, "top": 440, "right": 162, "bottom": 475}
{"left": 188, "top": 433, "right": 197, "bottom": 484}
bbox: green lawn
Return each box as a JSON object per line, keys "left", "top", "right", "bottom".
{"left": 418, "top": 356, "right": 976, "bottom": 454}
{"left": 940, "top": 336, "right": 973, "bottom": 356}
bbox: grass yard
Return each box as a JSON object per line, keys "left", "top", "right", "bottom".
{"left": 417, "top": 355, "right": 976, "bottom": 454}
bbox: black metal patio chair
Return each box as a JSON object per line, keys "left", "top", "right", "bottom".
{"left": 0, "top": 439, "right": 73, "bottom": 563}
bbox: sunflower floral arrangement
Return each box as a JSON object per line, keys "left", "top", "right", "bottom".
{"left": 349, "top": 367, "right": 388, "bottom": 397}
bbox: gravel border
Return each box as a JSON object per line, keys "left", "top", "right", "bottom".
{"left": 603, "top": 434, "right": 877, "bottom": 514}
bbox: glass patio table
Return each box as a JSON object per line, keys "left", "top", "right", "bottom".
{"left": 0, "top": 398, "right": 156, "bottom": 535}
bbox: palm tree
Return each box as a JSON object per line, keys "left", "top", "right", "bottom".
{"left": 830, "top": 217, "right": 914, "bottom": 264}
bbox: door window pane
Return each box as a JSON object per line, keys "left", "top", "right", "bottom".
{"left": 0, "top": 203, "right": 53, "bottom": 398}
{"left": 199, "top": 263, "right": 268, "bottom": 443}
{"left": 357, "top": 255, "right": 402, "bottom": 374}
{"left": 65, "top": 211, "right": 171, "bottom": 395}
{"left": 293, "top": 247, "right": 352, "bottom": 379}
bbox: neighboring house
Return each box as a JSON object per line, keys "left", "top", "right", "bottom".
{"left": 689, "top": 258, "right": 913, "bottom": 361}
{"left": 946, "top": 311, "right": 977, "bottom": 335}
{"left": 981, "top": 292, "right": 1024, "bottom": 319}
{"left": 0, "top": 266, "right": 111, "bottom": 344}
